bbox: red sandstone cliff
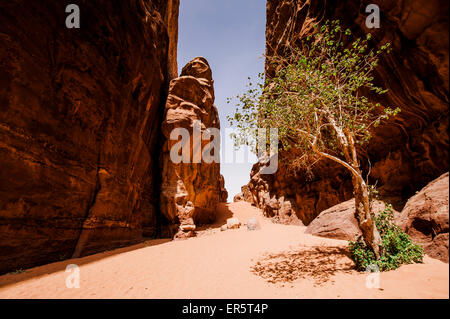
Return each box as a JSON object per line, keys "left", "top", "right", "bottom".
{"left": 0, "top": 0, "right": 179, "bottom": 274}
{"left": 245, "top": 0, "right": 449, "bottom": 225}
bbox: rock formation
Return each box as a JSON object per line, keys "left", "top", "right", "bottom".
{"left": 219, "top": 175, "right": 229, "bottom": 203}
{"left": 0, "top": 0, "right": 179, "bottom": 274}
{"left": 160, "top": 57, "right": 224, "bottom": 239}
{"left": 306, "top": 173, "right": 449, "bottom": 263}
{"left": 234, "top": 185, "right": 254, "bottom": 203}
{"left": 306, "top": 200, "right": 395, "bottom": 241}
{"left": 395, "top": 172, "right": 449, "bottom": 262}
{"left": 243, "top": 0, "right": 449, "bottom": 225}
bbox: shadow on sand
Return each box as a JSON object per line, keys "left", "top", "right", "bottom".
{"left": 196, "top": 203, "right": 234, "bottom": 231}
{"left": 0, "top": 204, "right": 235, "bottom": 288}
{"left": 0, "top": 238, "right": 171, "bottom": 289}
{"left": 251, "top": 246, "right": 355, "bottom": 286}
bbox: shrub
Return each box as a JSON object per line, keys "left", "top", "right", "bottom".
{"left": 349, "top": 204, "right": 424, "bottom": 271}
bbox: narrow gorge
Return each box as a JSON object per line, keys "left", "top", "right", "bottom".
{"left": 0, "top": 0, "right": 448, "bottom": 299}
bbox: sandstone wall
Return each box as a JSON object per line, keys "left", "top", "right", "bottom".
{"left": 0, "top": 0, "right": 179, "bottom": 274}
{"left": 246, "top": 0, "right": 449, "bottom": 225}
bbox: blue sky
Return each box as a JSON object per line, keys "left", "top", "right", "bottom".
{"left": 177, "top": 0, "right": 267, "bottom": 200}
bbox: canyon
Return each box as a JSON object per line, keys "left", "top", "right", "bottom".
{"left": 238, "top": 0, "right": 449, "bottom": 257}
{"left": 0, "top": 0, "right": 448, "bottom": 278}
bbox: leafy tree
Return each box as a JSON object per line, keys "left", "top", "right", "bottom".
{"left": 228, "top": 20, "right": 399, "bottom": 259}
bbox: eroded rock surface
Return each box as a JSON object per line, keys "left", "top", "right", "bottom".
{"left": 245, "top": 157, "right": 304, "bottom": 225}
{"left": 219, "top": 175, "right": 229, "bottom": 203}
{"left": 395, "top": 172, "right": 449, "bottom": 262}
{"left": 306, "top": 199, "right": 393, "bottom": 241}
{"left": 0, "top": 0, "right": 179, "bottom": 274}
{"left": 234, "top": 185, "right": 254, "bottom": 203}
{"left": 160, "top": 57, "right": 223, "bottom": 239}
{"left": 306, "top": 173, "right": 449, "bottom": 262}
{"left": 244, "top": 0, "right": 449, "bottom": 225}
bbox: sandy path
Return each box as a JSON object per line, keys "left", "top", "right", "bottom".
{"left": 0, "top": 202, "right": 448, "bottom": 299}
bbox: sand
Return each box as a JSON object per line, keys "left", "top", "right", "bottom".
{"left": 0, "top": 201, "right": 448, "bottom": 299}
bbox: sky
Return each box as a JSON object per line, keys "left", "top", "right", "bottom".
{"left": 177, "top": 0, "right": 267, "bottom": 200}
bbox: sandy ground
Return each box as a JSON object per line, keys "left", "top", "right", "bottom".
{"left": 0, "top": 202, "right": 448, "bottom": 299}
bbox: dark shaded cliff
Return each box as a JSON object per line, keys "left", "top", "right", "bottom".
{"left": 246, "top": 0, "right": 449, "bottom": 224}
{"left": 0, "top": 0, "right": 179, "bottom": 274}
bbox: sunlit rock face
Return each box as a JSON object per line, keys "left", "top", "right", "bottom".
{"left": 160, "top": 57, "right": 225, "bottom": 239}
{"left": 244, "top": 0, "right": 449, "bottom": 225}
{"left": 0, "top": 0, "right": 179, "bottom": 274}
{"left": 305, "top": 172, "right": 449, "bottom": 263}
{"left": 395, "top": 172, "right": 449, "bottom": 263}
{"left": 306, "top": 199, "right": 396, "bottom": 241}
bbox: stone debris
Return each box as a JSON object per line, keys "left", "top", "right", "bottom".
{"left": 226, "top": 218, "right": 241, "bottom": 229}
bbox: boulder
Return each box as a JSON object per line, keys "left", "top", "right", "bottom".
{"left": 395, "top": 172, "right": 449, "bottom": 262}
{"left": 247, "top": 218, "right": 260, "bottom": 231}
{"left": 174, "top": 230, "right": 196, "bottom": 240}
{"left": 226, "top": 218, "right": 241, "bottom": 230}
{"left": 180, "top": 224, "right": 196, "bottom": 232}
{"left": 426, "top": 233, "right": 449, "bottom": 263}
{"left": 306, "top": 199, "right": 392, "bottom": 241}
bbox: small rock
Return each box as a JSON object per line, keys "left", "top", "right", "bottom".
{"left": 227, "top": 217, "right": 241, "bottom": 229}
{"left": 220, "top": 224, "right": 228, "bottom": 232}
{"left": 174, "top": 230, "right": 196, "bottom": 240}
{"left": 247, "top": 217, "right": 260, "bottom": 231}
{"left": 180, "top": 224, "right": 196, "bottom": 232}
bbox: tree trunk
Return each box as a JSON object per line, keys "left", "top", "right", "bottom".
{"left": 323, "top": 116, "right": 383, "bottom": 259}
{"left": 344, "top": 128, "right": 383, "bottom": 259}
{"left": 345, "top": 131, "right": 382, "bottom": 259}
{"left": 351, "top": 170, "right": 383, "bottom": 259}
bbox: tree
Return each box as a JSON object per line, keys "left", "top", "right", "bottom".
{"left": 228, "top": 20, "right": 399, "bottom": 259}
